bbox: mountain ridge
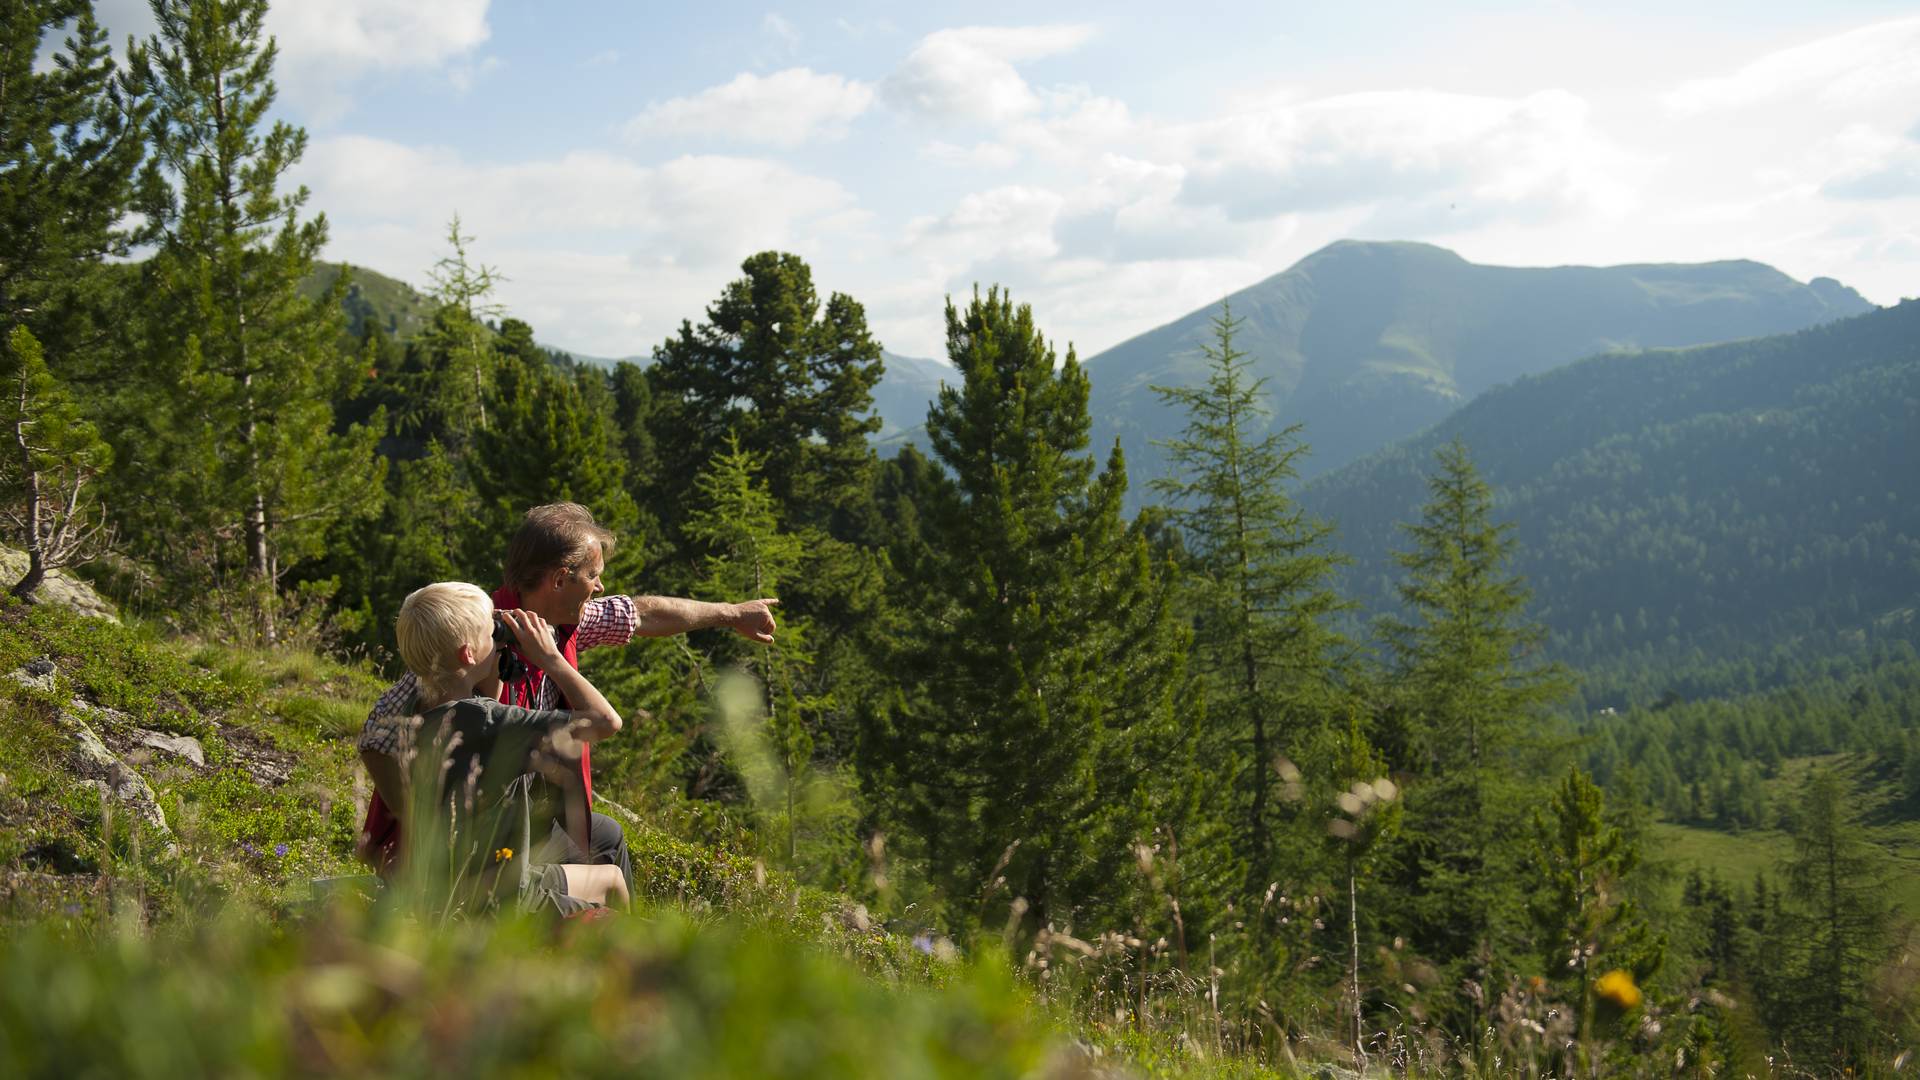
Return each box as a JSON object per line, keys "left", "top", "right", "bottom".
{"left": 1083, "top": 240, "right": 1874, "bottom": 489}
{"left": 1297, "top": 298, "right": 1920, "bottom": 679}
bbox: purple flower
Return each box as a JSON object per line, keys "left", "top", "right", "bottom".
{"left": 241, "top": 841, "right": 258, "bottom": 857}
{"left": 274, "top": 843, "right": 288, "bottom": 857}
{"left": 62, "top": 903, "right": 81, "bottom": 916}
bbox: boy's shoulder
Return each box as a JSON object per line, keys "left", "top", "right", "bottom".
{"left": 440, "top": 695, "right": 569, "bottom": 733}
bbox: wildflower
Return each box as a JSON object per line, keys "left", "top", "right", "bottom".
{"left": 274, "top": 843, "right": 288, "bottom": 857}
{"left": 1594, "top": 968, "right": 1642, "bottom": 1010}
{"left": 493, "top": 847, "right": 514, "bottom": 863}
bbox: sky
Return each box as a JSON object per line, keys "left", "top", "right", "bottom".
{"left": 90, "top": 0, "right": 1920, "bottom": 361}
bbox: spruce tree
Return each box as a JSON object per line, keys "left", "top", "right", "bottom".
{"left": 121, "top": 0, "right": 381, "bottom": 625}
{"left": 1, "top": 326, "right": 112, "bottom": 596}
{"left": 1150, "top": 302, "right": 1349, "bottom": 895}
{"left": 862, "top": 287, "right": 1194, "bottom": 938}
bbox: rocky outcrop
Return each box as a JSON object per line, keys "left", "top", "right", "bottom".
{"left": 9, "top": 660, "right": 174, "bottom": 852}
{"left": 0, "top": 547, "right": 118, "bottom": 623}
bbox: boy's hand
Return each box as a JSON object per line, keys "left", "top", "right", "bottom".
{"left": 499, "top": 608, "right": 564, "bottom": 667}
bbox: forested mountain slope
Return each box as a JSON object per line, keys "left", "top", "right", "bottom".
{"left": 1299, "top": 299, "right": 1920, "bottom": 687}
{"left": 1085, "top": 240, "right": 1872, "bottom": 490}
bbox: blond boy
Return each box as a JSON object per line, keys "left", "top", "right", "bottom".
{"left": 374, "top": 582, "right": 628, "bottom": 911}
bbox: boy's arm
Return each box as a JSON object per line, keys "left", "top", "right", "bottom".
{"left": 499, "top": 608, "right": 622, "bottom": 740}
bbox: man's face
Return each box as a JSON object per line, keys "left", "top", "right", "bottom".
{"left": 553, "top": 548, "right": 605, "bottom": 624}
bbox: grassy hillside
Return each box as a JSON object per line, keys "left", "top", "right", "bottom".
{"left": 0, "top": 598, "right": 1290, "bottom": 1077}
{"left": 1085, "top": 240, "right": 1872, "bottom": 493}
{"left": 301, "top": 262, "right": 439, "bottom": 343}
{"left": 1299, "top": 298, "right": 1920, "bottom": 678}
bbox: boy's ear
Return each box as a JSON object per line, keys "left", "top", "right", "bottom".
{"left": 456, "top": 642, "right": 478, "bottom": 666}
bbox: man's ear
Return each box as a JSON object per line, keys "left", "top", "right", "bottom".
{"left": 547, "top": 566, "right": 569, "bottom": 591}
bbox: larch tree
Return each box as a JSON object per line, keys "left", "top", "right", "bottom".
{"left": 1526, "top": 765, "right": 1662, "bottom": 1048}
{"left": 1150, "top": 302, "right": 1350, "bottom": 897}
{"left": 684, "top": 433, "right": 824, "bottom": 868}
{"left": 1773, "top": 769, "right": 1897, "bottom": 1067}
{"left": 1377, "top": 439, "right": 1568, "bottom": 1025}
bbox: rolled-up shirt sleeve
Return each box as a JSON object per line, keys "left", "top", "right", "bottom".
{"left": 575, "top": 594, "right": 639, "bottom": 651}
{"left": 357, "top": 672, "right": 421, "bottom": 755}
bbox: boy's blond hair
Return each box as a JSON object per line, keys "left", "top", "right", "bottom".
{"left": 396, "top": 582, "right": 493, "bottom": 685}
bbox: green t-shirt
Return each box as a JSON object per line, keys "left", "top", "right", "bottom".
{"left": 411, "top": 695, "right": 575, "bottom": 901}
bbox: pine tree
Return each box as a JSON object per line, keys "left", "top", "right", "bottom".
{"left": 1150, "top": 302, "right": 1350, "bottom": 896}
{"left": 0, "top": 0, "right": 145, "bottom": 366}
{"left": 121, "top": 0, "right": 381, "bottom": 627}
{"left": 648, "top": 251, "right": 883, "bottom": 538}
{"left": 1, "top": 326, "right": 111, "bottom": 596}
{"left": 471, "top": 325, "right": 639, "bottom": 561}
{"left": 861, "top": 287, "right": 1195, "bottom": 938}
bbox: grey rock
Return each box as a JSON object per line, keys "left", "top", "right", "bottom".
{"left": 0, "top": 546, "right": 118, "bottom": 622}
{"left": 135, "top": 729, "right": 205, "bottom": 768}
{"left": 24, "top": 658, "right": 55, "bottom": 677}
{"left": 7, "top": 664, "right": 176, "bottom": 853}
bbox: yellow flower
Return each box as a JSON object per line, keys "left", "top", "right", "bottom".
{"left": 1594, "top": 968, "right": 1642, "bottom": 1010}
{"left": 493, "top": 847, "right": 513, "bottom": 863}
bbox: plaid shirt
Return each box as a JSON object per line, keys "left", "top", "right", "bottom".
{"left": 357, "top": 593, "right": 640, "bottom": 755}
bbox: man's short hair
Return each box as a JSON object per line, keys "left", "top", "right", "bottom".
{"left": 396, "top": 582, "right": 493, "bottom": 683}
{"left": 502, "top": 502, "right": 616, "bottom": 592}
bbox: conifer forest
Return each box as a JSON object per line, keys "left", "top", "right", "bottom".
{"left": 2, "top": 1, "right": 1916, "bottom": 1076}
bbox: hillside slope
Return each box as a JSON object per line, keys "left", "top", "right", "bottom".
{"left": 1299, "top": 299, "right": 1920, "bottom": 677}
{"left": 1085, "top": 240, "right": 1872, "bottom": 490}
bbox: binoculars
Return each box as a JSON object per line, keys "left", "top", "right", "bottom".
{"left": 492, "top": 614, "right": 528, "bottom": 683}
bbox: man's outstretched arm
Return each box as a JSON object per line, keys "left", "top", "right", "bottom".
{"left": 632, "top": 596, "right": 778, "bottom": 643}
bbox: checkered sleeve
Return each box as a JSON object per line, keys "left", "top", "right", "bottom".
{"left": 575, "top": 594, "right": 639, "bottom": 651}
{"left": 356, "top": 672, "right": 421, "bottom": 755}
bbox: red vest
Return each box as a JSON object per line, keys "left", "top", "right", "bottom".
{"left": 357, "top": 588, "right": 593, "bottom": 873}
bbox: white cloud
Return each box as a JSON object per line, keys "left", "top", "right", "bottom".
{"left": 297, "top": 137, "right": 860, "bottom": 355}
{"left": 883, "top": 24, "right": 1093, "bottom": 125}
{"left": 762, "top": 13, "right": 802, "bottom": 51}
{"left": 1668, "top": 16, "right": 1920, "bottom": 113}
{"left": 268, "top": 0, "right": 490, "bottom": 70}
{"left": 1820, "top": 124, "right": 1920, "bottom": 200}
{"left": 269, "top": 0, "right": 492, "bottom": 118}
{"left": 94, "top": 0, "right": 495, "bottom": 121}
{"left": 627, "top": 68, "right": 875, "bottom": 147}
{"left": 1175, "top": 89, "right": 1639, "bottom": 226}
{"left": 920, "top": 140, "right": 1022, "bottom": 169}
{"left": 904, "top": 185, "right": 1064, "bottom": 267}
